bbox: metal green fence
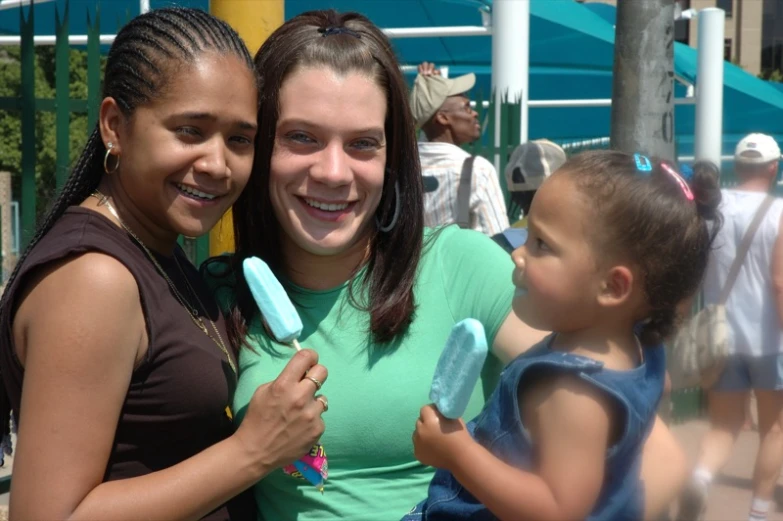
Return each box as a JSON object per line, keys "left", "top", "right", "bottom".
{"left": 0, "top": 2, "right": 209, "bottom": 267}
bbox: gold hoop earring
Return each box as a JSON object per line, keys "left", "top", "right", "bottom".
{"left": 104, "top": 142, "right": 120, "bottom": 174}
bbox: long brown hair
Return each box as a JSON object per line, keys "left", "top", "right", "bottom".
{"left": 208, "top": 10, "right": 424, "bottom": 348}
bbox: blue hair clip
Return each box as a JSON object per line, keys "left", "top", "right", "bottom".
{"left": 634, "top": 153, "right": 653, "bottom": 173}
{"left": 679, "top": 163, "right": 694, "bottom": 181}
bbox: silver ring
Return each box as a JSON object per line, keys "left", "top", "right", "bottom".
{"left": 305, "top": 376, "right": 323, "bottom": 391}
{"left": 316, "top": 396, "right": 328, "bottom": 412}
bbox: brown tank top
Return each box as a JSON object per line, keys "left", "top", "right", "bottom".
{"left": 0, "top": 207, "right": 254, "bottom": 520}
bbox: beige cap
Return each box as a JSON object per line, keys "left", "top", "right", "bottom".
{"left": 409, "top": 73, "right": 476, "bottom": 128}
{"left": 505, "top": 139, "right": 567, "bottom": 192}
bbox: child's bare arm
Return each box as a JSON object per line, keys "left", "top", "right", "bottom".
{"left": 517, "top": 373, "right": 614, "bottom": 519}
{"left": 412, "top": 374, "right": 614, "bottom": 521}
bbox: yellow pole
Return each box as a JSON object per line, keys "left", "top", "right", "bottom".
{"left": 209, "top": 0, "right": 284, "bottom": 256}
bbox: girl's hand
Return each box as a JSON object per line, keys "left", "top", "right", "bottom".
{"left": 412, "top": 404, "right": 472, "bottom": 469}
{"left": 234, "top": 349, "right": 328, "bottom": 473}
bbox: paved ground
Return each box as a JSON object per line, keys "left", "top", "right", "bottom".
{"left": 0, "top": 420, "right": 777, "bottom": 521}
{"left": 671, "top": 419, "right": 783, "bottom": 521}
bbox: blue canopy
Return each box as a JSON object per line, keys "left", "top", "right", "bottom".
{"left": 4, "top": 0, "right": 783, "bottom": 156}
{"left": 286, "top": 0, "right": 783, "bottom": 156}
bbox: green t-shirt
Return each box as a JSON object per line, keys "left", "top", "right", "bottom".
{"left": 227, "top": 226, "right": 514, "bottom": 521}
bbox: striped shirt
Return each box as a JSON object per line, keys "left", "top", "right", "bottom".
{"left": 418, "top": 141, "right": 510, "bottom": 236}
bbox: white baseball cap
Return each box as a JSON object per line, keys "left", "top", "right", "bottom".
{"left": 735, "top": 133, "right": 782, "bottom": 164}
{"left": 410, "top": 73, "right": 476, "bottom": 128}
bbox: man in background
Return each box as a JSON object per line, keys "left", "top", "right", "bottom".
{"left": 410, "top": 62, "right": 509, "bottom": 235}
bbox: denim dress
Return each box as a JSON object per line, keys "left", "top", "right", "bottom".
{"left": 402, "top": 336, "right": 665, "bottom": 521}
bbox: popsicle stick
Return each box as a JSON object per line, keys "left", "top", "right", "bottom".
{"left": 292, "top": 339, "right": 302, "bottom": 351}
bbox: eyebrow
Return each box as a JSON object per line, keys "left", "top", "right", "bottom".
{"left": 527, "top": 216, "right": 558, "bottom": 246}
{"left": 176, "top": 111, "right": 257, "bottom": 131}
{"left": 278, "top": 118, "right": 384, "bottom": 138}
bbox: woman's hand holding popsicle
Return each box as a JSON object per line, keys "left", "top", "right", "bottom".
{"left": 233, "top": 349, "right": 328, "bottom": 473}
{"left": 242, "top": 256, "right": 329, "bottom": 491}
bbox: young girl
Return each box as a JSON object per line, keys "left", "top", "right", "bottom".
{"left": 407, "top": 150, "right": 722, "bottom": 521}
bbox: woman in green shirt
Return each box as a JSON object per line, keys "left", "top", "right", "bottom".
{"left": 205, "top": 9, "right": 688, "bottom": 521}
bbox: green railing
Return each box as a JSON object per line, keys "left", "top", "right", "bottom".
{"left": 0, "top": 2, "right": 209, "bottom": 267}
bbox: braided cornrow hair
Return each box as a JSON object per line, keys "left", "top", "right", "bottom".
{"left": 0, "top": 7, "right": 254, "bottom": 442}
{"left": 1, "top": 7, "right": 253, "bottom": 304}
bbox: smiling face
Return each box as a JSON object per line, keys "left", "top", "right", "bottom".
{"left": 511, "top": 174, "right": 605, "bottom": 332}
{"left": 103, "top": 51, "right": 258, "bottom": 242}
{"left": 270, "top": 66, "right": 388, "bottom": 258}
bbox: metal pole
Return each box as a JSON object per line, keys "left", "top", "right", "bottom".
{"left": 209, "top": 0, "right": 283, "bottom": 256}
{"left": 139, "top": 0, "right": 150, "bottom": 14}
{"left": 0, "top": 35, "right": 115, "bottom": 45}
{"left": 383, "top": 26, "right": 490, "bottom": 38}
{"left": 694, "top": 8, "right": 725, "bottom": 165}
{"left": 491, "top": 0, "right": 529, "bottom": 166}
{"left": 610, "top": 0, "right": 676, "bottom": 161}
{"left": 0, "top": 0, "right": 54, "bottom": 11}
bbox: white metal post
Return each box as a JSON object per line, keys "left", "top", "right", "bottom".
{"left": 0, "top": 0, "right": 55, "bottom": 10}
{"left": 140, "top": 0, "right": 150, "bottom": 14}
{"left": 694, "top": 8, "right": 725, "bottom": 165}
{"left": 491, "top": 0, "right": 529, "bottom": 167}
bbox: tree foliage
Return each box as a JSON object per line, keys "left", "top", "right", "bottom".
{"left": 0, "top": 46, "right": 103, "bottom": 216}
{"left": 758, "top": 68, "right": 783, "bottom": 83}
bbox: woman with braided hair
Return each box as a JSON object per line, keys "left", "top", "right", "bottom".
{"left": 0, "top": 7, "right": 327, "bottom": 520}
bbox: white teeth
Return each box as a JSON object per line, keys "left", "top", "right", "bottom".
{"left": 304, "top": 198, "right": 349, "bottom": 212}
{"left": 177, "top": 184, "right": 217, "bottom": 200}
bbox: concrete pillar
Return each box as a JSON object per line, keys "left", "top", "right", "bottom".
{"left": 610, "top": 0, "right": 676, "bottom": 161}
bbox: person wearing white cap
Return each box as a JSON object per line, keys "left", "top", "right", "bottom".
{"left": 678, "top": 134, "right": 783, "bottom": 521}
{"left": 410, "top": 62, "right": 509, "bottom": 236}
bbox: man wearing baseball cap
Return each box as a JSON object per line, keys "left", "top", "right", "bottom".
{"left": 679, "top": 133, "right": 783, "bottom": 521}
{"left": 490, "top": 140, "right": 568, "bottom": 253}
{"left": 734, "top": 132, "right": 782, "bottom": 175}
{"left": 504, "top": 139, "right": 567, "bottom": 227}
{"left": 410, "top": 62, "right": 509, "bottom": 236}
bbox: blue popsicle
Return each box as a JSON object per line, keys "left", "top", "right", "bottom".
{"left": 430, "top": 319, "right": 488, "bottom": 419}
{"left": 243, "top": 257, "right": 303, "bottom": 349}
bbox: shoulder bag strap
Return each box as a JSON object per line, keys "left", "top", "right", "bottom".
{"left": 456, "top": 155, "right": 475, "bottom": 229}
{"left": 718, "top": 195, "right": 776, "bottom": 304}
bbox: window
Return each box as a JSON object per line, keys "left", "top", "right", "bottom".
{"left": 717, "top": 0, "right": 733, "bottom": 17}
{"left": 675, "top": 0, "right": 690, "bottom": 43}
{"left": 724, "top": 38, "right": 732, "bottom": 61}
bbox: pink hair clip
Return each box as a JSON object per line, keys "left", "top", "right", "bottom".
{"left": 660, "top": 163, "right": 694, "bottom": 201}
